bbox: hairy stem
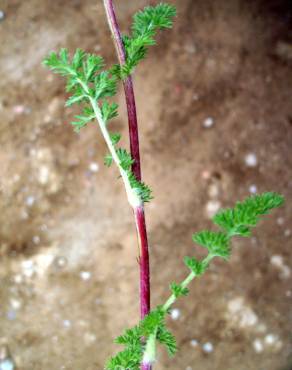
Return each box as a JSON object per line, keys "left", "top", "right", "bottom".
{"left": 103, "top": 0, "right": 151, "bottom": 323}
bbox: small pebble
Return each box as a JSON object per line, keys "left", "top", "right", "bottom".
{"left": 32, "top": 235, "right": 40, "bottom": 244}
{"left": 22, "top": 260, "right": 35, "bottom": 278}
{"left": 170, "top": 308, "right": 180, "bottom": 320}
{"left": 0, "top": 359, "right": 14, "bottom": 370}
{"left": 63, "top": 320, "right": 71, "bottom": 328}
{"left": 203, "top": 117, "right": 214, "bottom": 128}
{"left": 10, "top": 299, "right": 21, "bottom": 310}
{"left": 25, "top": 195, "right": 35, "bottom": 207}
{"left": 54, "top": 256, "right": 67, "bottom": 269}
{"left": 249, "top": 185, "right": 257, "bottom": 194}
{"left": 80, "top": 271, "right": 91, "bottom": 281}
{"left": 186, "top": 367, "right": 193, "bottom": 370}
{"left": 205, "top": 200, "right": 221, "bottom": 218}
{"left": 270, "top": 255, "right": 283, "bottom": 267}
{"left": 0, "top": 10, "right": 5, "bottom": 21}
{"left": 264, "top": 334, "right": 277, "bottom": 345}
{"left": 89, "top": 162, "right": 99, "bottom": 173}
{"left": 245, "top": 153, "right": 258, "bottom": 167}
{"left": 14, "top": 275, "right": 23, "bottom": 284}
{"left": 253, "top": 338, "right": 264, "bottom": 353}
{"left": 202, "top": 342, "right": 214, "bottom": 353}
{"left": 190, "top": 339, "right": 199, "bottom": 347}
{"left": 277, "top": 217, "right": 285, "bottom": 226}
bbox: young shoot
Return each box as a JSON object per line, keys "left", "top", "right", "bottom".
{"left": 43, "top": 2, "right": 284, "bottom": 369}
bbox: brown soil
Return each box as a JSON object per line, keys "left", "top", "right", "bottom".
{"left": 0, "top": 1, "right": 291, "bottom": 369}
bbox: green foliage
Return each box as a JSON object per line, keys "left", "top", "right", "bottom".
{"left": 156, "top": 324, "right": 177, "bottom": 356}
{"left": 112, "top": 3, "right": 176, "bottom": 79}
{"left": 184, "top": 256, "right": 206, "bottom": 275}
{"left": 43, "top": 3, "right": 177, "bottom": 206}
{"left": 213, "top": 192, "right": 284, "bottom": 237}
{"left": 110, "top": 133, "right": 122, "bottom": 145}
{"left": 193, "top": 231, "right": 230, "bottom": 260}
{"left": 128, "top": 172, "right": 153, "bottom": 203}
{"left": 170, "top": 282, "right": 189, "bottom": 298}
{"left": 107, "top": 192, "right": 283, "bottom": 368}
{"left": 71, "top": 106, "right": 95, "bottom": 132}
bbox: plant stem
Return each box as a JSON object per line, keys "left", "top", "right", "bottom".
{"left": 103, "top": 0, "right": 151, "bottom": 321}
{"left": 143, "top": 254, "right": 214, "bottom": 365}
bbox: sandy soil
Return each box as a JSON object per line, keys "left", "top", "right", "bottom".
{"left": 0, "top": 0, "right": 291, "bottom": 369}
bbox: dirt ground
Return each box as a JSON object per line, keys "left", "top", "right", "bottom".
{"left": 0, "top": 0, "right": 291, "bottom": 369}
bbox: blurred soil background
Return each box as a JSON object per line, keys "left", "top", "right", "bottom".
{"left": 0, "top": 0, "right": 292, "bottom": 369}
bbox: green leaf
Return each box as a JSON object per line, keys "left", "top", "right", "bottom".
{"left": 84, "top": 54, "right": 104, "bottom": 82}
{"left": 170, "top": 282, "right": 189, "bottom": 298}
{"left": 94, "top": 71, "right": 117, "bottom": 99}
{"left": 117, "top": 3, "right": 176, "bottom": 79}
{"left": 71, "top": 48, "right": 86, "bottom": 70}
{"left": 132, "top": 3, "right": 177, "bottom": 37}
{"left": 213, "top": 192, "right": 284, "bottom": 237}
{"left": 101, "top": 101, "right": 119, "bottom": 122}
{"left": 65, "top": 90, "right": 87, "bottom": 107}
{"left": 140, "top": 307, "right": 165, "bottom": 337}
{"left": 110, "top": 133, "right": 122, "bottom": 145}
{"left": 104, "top": 154, "right": 113, "bottom": 167}
{"left": 184, "top": 256, "right": 206, "bottom": 275}
{"left": 116, "top": 148, "right": 134, "bottom": 170}
{"left": 193, "top": 231, "right": 230, "bottom": 260}
{"left": 127, "top": 171, "right": 153, "bottom": 203}
{"left": 157, "top": 325, "right": 177, "bottom": 356}
{"left": 71, "top": 106, "right": 95, "bottom": 131}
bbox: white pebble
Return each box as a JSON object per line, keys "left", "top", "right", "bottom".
{"left": 22, "top": 260, "right": 35, "bottom": 277}
{"left": 227, "top": 297, "right": 258, "bottom": 328}
{"left": 253, "top": 338, "right": 264, "bottom": 353}
{"left": 10, "top": 298, "right": 22, "bottom": 310}
{"left": 202, "top": 342, "right": 214, "bottom": 353}
{"left": 80, "top": 271, "right": 91, "bottom": 281}
{"left": 32, "top": 235, "right": 40, "bottom": 244}
{"left": 277, "top": 217, "right": 285, "bottom": 225}
{"left": 14, "top": 274, "right": 23, "bottom": 284}
{"left": 0, "top": 11, "right": 5, "bottom": 21}
{"left": 170, "top": 308, "right": 181, "bottom": 320}
{"left": 249, "top": 185, "right": 257, "bottom": 194}
{"left": 245, "top": 153, "right": 258, "bottom": 167}
{"left": 63, "top": 319, "right": 71, "bottom": 328}
{"left": 203, "top": 117, "right": 214, "bottom": 128}
{"left": 38, "top": 165, "right": 50, "bottom": 185}
{"left": 205, "top": 200, "right": 221, "bottom": 218}
{"left": 0, "top": 359, "right": 15, "bottom": 370}
{"left": 186, "top": 367, "right": 193, "bottom": 370}
{"left": 25, "top": 195, "right": 35, "bottom": 207}
{"left": 264, "top": 334, "right": 277, "bottom": 345}
{"left": 270, "top": 255, "right": 283, "bottom": 267}
{"left": 190, "top": 339, "right": 199, "bottom": 347}
{"left": 89, "top": 162, "right": 99, "bottom": 173}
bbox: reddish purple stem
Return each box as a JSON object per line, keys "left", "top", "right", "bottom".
{"left": 103, "top": 0, "right": 150, "bottom": 319}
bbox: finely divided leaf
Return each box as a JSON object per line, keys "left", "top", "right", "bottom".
{"left": 213, "top": 192, "right": 284, "bottom": 237}
{"left": 193, "top": 231, "right": 230, "bottom": 260}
